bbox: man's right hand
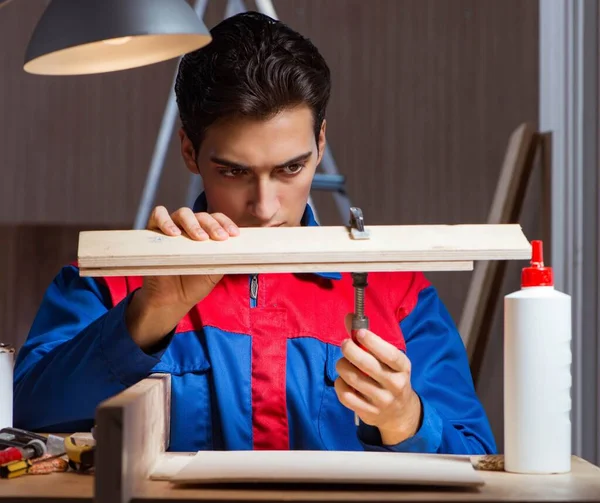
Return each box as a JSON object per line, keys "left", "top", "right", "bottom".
{"left": 125, "top": 205, "right": 240, "bottom": 351}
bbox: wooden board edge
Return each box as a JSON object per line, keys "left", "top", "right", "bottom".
{"left": 95, "top": 374, "right": 171, "bottom": 503}
{"left": 78, "top": 261, "right": 475, "bottom": 277}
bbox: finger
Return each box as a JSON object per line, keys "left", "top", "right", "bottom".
{"left": 341, "top": 337, "right": 407, "bottom": 389}
{"left": 385, "top": 370, "right": 411, "bottom": 398}
{"left": 171, "top": 208, "right": 209, "bottom": 240}
{"left": 341, "top": 337, "right": 386, "bottom": 380}
{"left": 148, "top": 206, "right": 181, "bottom": 236}
{"left": 207, "top": 274, "right": 223, "bottom": 286}
{"left": 334, "top": 377, "right": 379, "bottom": 419}
{"left": 354, "top": 329, "right": 411, "bottom": 374}
{"left": 196, "top": 213, "right": 230, "bottom": 240}
{"left": 210, "top": 213, "right": 240, "bottom": 236}
{"left": 336, "top": 357, "right": 390, "bottom": 405}
{"left": 344, "top": 313, "right": 352, "bottom": 334}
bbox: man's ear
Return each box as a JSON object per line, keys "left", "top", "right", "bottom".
{"left": 316, "top": 120, "right": 327, "bottom": 165}
{"left": 179, "top": 128, "right": 199, "bottom": 174}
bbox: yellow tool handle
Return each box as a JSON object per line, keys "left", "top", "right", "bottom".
{"left": 0, "top": 459, "right": 31, "bottom": 479}
{"left": 64, "top": 435, "right": 94, "bottom": 465}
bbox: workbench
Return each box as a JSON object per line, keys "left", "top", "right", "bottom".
{"left": 1, "top": 455, "right": 600, "bottom": 502}
{"left": 1, "top": 374, "right": 600, "bottom": 502}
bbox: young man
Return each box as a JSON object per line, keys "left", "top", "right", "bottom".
{"left": 13, "top": 12, "right": 496, "bottom": 454}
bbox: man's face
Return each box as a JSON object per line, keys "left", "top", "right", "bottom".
{"left": 179, "top": 105, "right": 326, "bottom": 227}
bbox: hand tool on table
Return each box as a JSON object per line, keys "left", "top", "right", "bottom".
{"left": 348, "top": 207, "right": 371, "bottom": 426}
{"left": 0, "top": 428, "right": 59, "bottom": 463}
{"left": 0, "top": 428, "right": 67, "bottom": 479}
{"left": 0, "top": 427, "right": 64, "bottom": 464}
{"left": 64, "top": 432, "right": 96, "bottom": 473}
{"left": 0, "top": 437, "right": 46, "bottom": 465}
{"left": 0, "top": 451, "right": 67, "bottom": 479}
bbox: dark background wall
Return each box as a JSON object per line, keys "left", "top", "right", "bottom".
{"left": 0, "top": 0, "right": 539, "bottom": 450}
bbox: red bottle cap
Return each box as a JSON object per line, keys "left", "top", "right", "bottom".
{"left": 521, "top": 240, "right": 553, "bottom": 287}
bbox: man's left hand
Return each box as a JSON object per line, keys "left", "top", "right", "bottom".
{"left": 334, "top": 315, "right": 423, "bottom": 445}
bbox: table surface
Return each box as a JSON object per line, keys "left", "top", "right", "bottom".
{"left": 1, "top": 456, "right": 600, "bottom": 502}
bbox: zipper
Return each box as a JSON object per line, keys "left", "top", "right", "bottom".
{"left": 250, "top": 274, "right": 259, "bottom": 308}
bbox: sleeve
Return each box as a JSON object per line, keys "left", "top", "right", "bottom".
{"left": 358, "top": 282, "right": 497, "bottom": 455}
{"left": 13, "top": 265, "right": 172, "bottom": 433}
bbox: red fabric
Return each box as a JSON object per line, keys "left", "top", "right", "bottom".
{"left": 249, "top": 307, "right": 289, "bottom": 449}
{"left": 250, "top": 272, "right": 414, "bottom": 352}
{"left": 95, "top": 269, "right": 430, "bottom": 451}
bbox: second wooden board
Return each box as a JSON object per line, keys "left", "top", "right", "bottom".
{"left": 165, "top": 450, "right": 485, "bottom": 488}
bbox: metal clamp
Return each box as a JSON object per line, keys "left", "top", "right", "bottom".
{"left": 346, "top": 207, "right": 370, "bottom": 330}
{"left": 348, "top": 207, "right": 370, "bottom": 240}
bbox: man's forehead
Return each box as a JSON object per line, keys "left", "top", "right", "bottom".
{"left": 200, "top": 107, "right": 316, "bottom": 166}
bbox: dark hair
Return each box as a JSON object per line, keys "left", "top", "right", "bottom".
{"left": 175, "top": 11, "right": 331, "bottom": 152}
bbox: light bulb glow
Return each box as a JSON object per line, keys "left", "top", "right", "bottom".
{"left": 103, "top": 36, "right": 133, "bottom": 46}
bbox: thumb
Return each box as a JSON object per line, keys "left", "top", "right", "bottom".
{"left": 189, "top": 273, "right": 223, "bottom": 300}
{"left": 207, "top": 274, "right": 224, "bottom": 285}
{"left": 203, "top": 274, "right": 224, "bottom": 292}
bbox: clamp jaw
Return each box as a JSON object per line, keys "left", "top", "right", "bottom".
{"left": 348, "top": 207, "right": 370, "bottom": 240}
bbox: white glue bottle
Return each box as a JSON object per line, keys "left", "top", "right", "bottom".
{"left": 504, "top": 240, "right": 572, "bottom": 474}
{"left": 0, "top": 343, "right": 15, "bottom": 430}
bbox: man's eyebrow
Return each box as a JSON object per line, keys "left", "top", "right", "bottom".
{"left": 209, "top": 156, "right": 251, "bottom": 170}
{"left": 210, "top": 151, "right": 313, "bottom": 170}
{"left": 274, "top": 152, "right": 312, "bottom": 168}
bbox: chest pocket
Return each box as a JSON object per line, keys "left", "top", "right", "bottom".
{"left": 318, "top": 344, "right": 364, "bottom": 451}
{"left": 151, "top": 330, "right": 213, "bottom": 452}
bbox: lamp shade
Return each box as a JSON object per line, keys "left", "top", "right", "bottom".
{"left": 24, "top": 0, "right": 212, "bottom": 75}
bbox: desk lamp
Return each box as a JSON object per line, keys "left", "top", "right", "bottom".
{"left": 2, "top": 0, "right": 212, "bottom": 75}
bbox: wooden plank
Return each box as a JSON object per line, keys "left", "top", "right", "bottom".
{"left": 77, "top": 224, "right": 530, "bottom": 277}
{"left": 80, "top": 261, "right": 474, "bottom": 277}
{"left": 95, "top": 374, "right": 171, "bottom": 503}
{"left": 459, "top": 124, "right": 538, "bottom": 371}
{"left": 167, "top": 451, "right": 484, "bottom": 488}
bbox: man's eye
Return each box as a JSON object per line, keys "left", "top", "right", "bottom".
{"left": 219, "top": 168, "right": 247, "bottom": 178}
{"left": 281, "top": 164, "right": 304, "bottom": 175}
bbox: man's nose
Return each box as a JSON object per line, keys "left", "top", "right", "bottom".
{"left": 250, "top": 181, "right": 280, "bottom": 223}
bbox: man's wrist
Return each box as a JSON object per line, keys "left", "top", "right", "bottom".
{"left": 379, "top": 390, "right": 423, "bottom": 445}
{"left": 125, "top": 288, "right": 190, "bottom": 351}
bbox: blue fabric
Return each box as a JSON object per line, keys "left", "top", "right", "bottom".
{"left": 356, "top": 286, "right": 496, "bottom": 454}
{"left": 13, "top": 194, "right": 496, "bottom": 454}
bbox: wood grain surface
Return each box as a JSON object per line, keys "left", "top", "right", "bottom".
{"left": 77, "top": 224, "right": 529, "bottom": 275}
